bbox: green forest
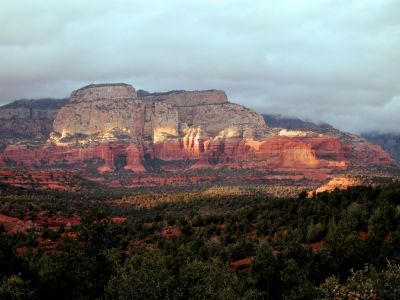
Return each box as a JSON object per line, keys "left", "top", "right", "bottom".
{"left": 0, "top": 184, "right": 400, "bottom": 299}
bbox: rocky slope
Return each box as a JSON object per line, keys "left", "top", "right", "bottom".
{"left": 0, "top": 98, "right": 67, "bottom": 150}
{"left": 362, "top": 132, "right": 400, "bottom": 162}
{"left": 0, "top": 83, "right": 395, "bottom": 192}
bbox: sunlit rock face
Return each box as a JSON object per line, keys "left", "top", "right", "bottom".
{"left": 38, "top": 83, "right": 272, "bottom": 173}
{"left": 312, "top": 176, "right": 362, "bottom": 195}
{"left": 139, "top": 89, "right": 266, "bottom": 139}
{"left": 176, "top": 103, "right": 266, "bottom": 138}
{"left": 51, "top": 84, "right": 260, "bottom": 145}
{"left": 149, "top": 101, "right": 179, "bottom": 142}
{"left": 48, "top": 82, "right": 268, "bottom": 158}
{"left": 52, "top": 84, "right": 145, "bottom": 141}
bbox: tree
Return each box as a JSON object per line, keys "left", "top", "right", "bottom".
{"left": 250, "top": 241, "right": 280, "bottom": 299}
{"left": 0, "top": 274, "right": 33, "bottom": 300}
{"left": 377, "top": 263, "right": 400, "bottom": 300}
{"left": 105, "top": 250, "right": 176, "bottom": 300}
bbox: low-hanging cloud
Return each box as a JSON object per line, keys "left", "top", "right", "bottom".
{"left": 0, "top": 0, "right": 399, "bottom": 133}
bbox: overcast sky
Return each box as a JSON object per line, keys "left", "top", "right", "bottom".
{"left": 1, "top": 0, "right": 399, "bottom": 133}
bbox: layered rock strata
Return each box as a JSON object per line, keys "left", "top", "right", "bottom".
{"left": 53, "top": 84, "right": 144, "bottom": 139}
{"left": 52, "top": 84, "right": 266, "bottom": 144}
{"left": 0, "top": 83, "right": 393, "bottom": 188}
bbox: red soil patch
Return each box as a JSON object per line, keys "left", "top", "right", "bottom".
{"left": 229, "top": 257, "right": 252, "bottom": 270}
{"left": 48, "top": 215, "right": 80, "bottom": 228}
{"left": 0, "top": 169, "right": 80, "bottom": 191}
{"left": 15, "top": 246, "right": 36, "bottom": 255}
{"left": 36, "top": 238, "right": 59, "bottom": 254}
{"left": 384, "top": 235, "right": 392, "bottom": 242}
{"left": 128, "top": 175, "right": 215, "bottom": 188}
{"left": 126, "top": 239, "right": 145, "bottom": 251}
{"left": 359, "top": 231, "right": 369, "bottom": 240}
{"left": 110, "top": 217, "right": 128, "bottom": 224}
{"left": 272, "top": 250, "right": 283, "bottom": 258}
{"left": 108, "top": 180, "right": 121, "bottom": 188}
{"left": 0, "top": 214, "right": 30, "bottom": 234}
{"left": 33, "top": 214, "right": 80, "bottom": 229}
{"left": 308, "top": 240, "right": 324, "bottom": 252}
{"left": 61, "top": 232, "right": 79, "bottom": 240}
{"left": 210, "top": 236, "right": 221, "bottom": 244}
{"left": 0, "top": 212, "right": 80, "bottom": 235}
{"left": 37, "top": 238, "right": 54, "bottom": 246}
{"left": 159, "top": 226, "right": 181, "bottom": 238}
{"left": 0, "top": 169, "right": 13, "bottom": 176}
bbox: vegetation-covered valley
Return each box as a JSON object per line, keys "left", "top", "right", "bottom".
{"left": 0, "top": 183, "right": 400, "bottom": 299}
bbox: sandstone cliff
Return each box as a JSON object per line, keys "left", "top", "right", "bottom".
{"left": 52, "top": 84, "right": 145, "bottom": 140}
{"left": 0, "top": 83, "right": 395, "bottom": 191}
{"left": 50, "top": 84, "right": 266, "bottom": 145}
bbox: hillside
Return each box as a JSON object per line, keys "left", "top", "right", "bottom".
{"left": 362, "top": 132, "right": 400, "bottom": 162}
{"left": 263, "top": 114, "right": 333, "bottom": 131}
{"left": 0, "top": 184, "right": 399, "bottom": 299}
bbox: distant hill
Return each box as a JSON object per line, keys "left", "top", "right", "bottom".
{"left": 1, "top": 98, "right": 68, "bottom": 110}
{"left": 0, "top": 98, "right": 68, "bottom": 142}
{"left": 362, "top": 133, "right": 400, "bottom": 161}
{"left": 263, "top": 114, "right": 333, "bottom": 131}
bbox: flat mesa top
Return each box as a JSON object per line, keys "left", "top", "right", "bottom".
{"left": 138, "top": 89, "right": 221, "bottom": 97}
{"left": 70, "top": 83, "right": 137, "bottom": 102}
{"left": 75, "top": 83, "right": 131, "bottom": 92}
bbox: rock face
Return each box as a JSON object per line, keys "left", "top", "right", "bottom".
{"left": 138, "top": 89, "right": 228, "bottom": 106}
{"left": 310, "top": 176, "right": 362, "bottom": 196}
{"left": 53, "top": 84, "right": 145, "bottom": 139}
{"left": 0, "top": 83, "right": 395, "bottom": 191}
{"left": 50, "top": 84, "right": 263, "bottom": 145}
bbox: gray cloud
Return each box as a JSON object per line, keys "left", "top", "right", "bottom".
{"left": 0, "top": 0, "right": 399, "bottom": 133}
